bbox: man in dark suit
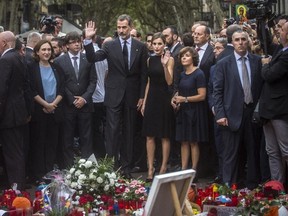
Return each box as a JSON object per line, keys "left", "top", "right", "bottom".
{"left": 0, "top": 31, "right": 30, "bottom": 190}
{"left": 213, "top": 30, "right": 263, "bottom": 189}
{"left": 193, "top": 24, "right": 216, "bottom": 179}
{"left": 162, "top": 26, "right": 184, "bottom": 93}
{"left": 259, "top": 21, "right": 288, "bottom": 184}
{"left": 162, "top": 25, "right": 184, "bottom": 170}
{"left": 54, "top": 31, "right": 96, "bottom": 168}
{"left": 193, "top": 25, "right": 215, "bottom": 84}
{"left": 25, "top": 31, "right": 41, "bottom": 64}
{"left": 84, "top": 15, "right": 148, "bottom": 178}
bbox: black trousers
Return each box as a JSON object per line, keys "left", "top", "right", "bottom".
{"left": 221, "top": 106, "right": 260, "bottom": 189}
{"left": 62, "top": 112, "right": 93, "bottom": 168}
{"left": 92, "top": 102, "right": 106, "bottom": 158}
{"left": 0, "top": 125, "right": 26, "bottom": 190}
{"left": 105, "top": 102, "right": 138, "bottom": 173}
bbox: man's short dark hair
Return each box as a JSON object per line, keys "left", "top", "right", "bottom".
{"left": 65, "top": 31, "right": 81, "bottom": 44}
{"left": 117, "top": 14, "right": 133, "bottom": 27}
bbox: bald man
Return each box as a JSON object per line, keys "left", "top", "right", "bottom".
{"left": 0, "top": 31, "right": 29, "bottom": 190}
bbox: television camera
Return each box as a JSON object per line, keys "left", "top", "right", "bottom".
{"left": 40, "top": 15, "right": 57, "bottom": 34}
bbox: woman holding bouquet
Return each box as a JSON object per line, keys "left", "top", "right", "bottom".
{"left": 171, "top": 47, "right": 208, "bottom": 174}
{"left": 28, "top": 40, "right": 64, "bottom": 183}
{"left": 141, "top": 32, "right": 174, "bottom": 181}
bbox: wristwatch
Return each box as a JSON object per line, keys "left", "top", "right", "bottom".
{"left": 185, "top": 97, "right": 188, "bottom": 103}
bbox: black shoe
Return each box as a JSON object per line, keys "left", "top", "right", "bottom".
{"left": 131, "top": 166, "right": 141, "bottom": 173}
{"left": 209, "top": 176, "right": 223, "bottom": 184}
{"left": 122, "top": 172, "right": 133, "bottom": 179}
{"left": 146, "top": 178, "right": 153, "bottom": 183}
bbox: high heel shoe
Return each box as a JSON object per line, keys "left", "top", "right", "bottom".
{"left": 146, "top": 168, "right": 155, "bottom": 183}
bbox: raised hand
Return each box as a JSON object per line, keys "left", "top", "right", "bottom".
{"left": 84, "top": 21, "right": 97, "bottom": 40}
{"left": 161, "top": 50, "right": 171, "bottom": 66}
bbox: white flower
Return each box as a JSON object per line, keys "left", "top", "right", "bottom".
{"left": 77, "top": 179, "right": 84, "bottom": 185}
{"left": 65, "top": 180, "right": 71, "bottom": 185}
{"left": 78, "top": 174, "right": 87, "bottom": 180}
{"left": 85, "top": 160, "right": 93, "bottom": 168}
{"left": 89, "top": 173, "right": 96, "bottom": 180}
{"left": 75, "top": 195, "right": 80, "bottom": 200}
{"left": 91, "top": 183, "right": 97, "bottom": 189}
{"left": 110, "top": 172, "right": 116, "bottom": 179}
{"left": 70, "top": 182, "right": 77, "bottom": 188}
{"left": 78, "top": 159, "right": 86, "bottom": 164}
{"left": 66, "top": 174, "right": 71, "bottom": 179}
{"left": 69, "top": 168, "right": 76, "bottom": 174}
{"left": 77, "top": 184, "right": 82, "bottom": 189}
{"left": 104, "top": 185, "right": 110, "bottom": 191}
{"left": 79, "top": 190, "right": 83, "bottom": 195}
{"left": 97, "top": 177, "right": 103, "bottom": 184}
{"left": 75, "top": 170, "right": 82, "bottom": 176}
{"left": 109, "top": 179, "right": 115, "bottom": 186}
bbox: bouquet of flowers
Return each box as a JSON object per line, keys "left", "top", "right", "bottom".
{"left": 66, "top": 156, "right": 121, "bottom": 214}
{"left": 121, "top": 180, "right": 147, "bottom": 202}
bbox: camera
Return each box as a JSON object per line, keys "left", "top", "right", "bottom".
{"left": 40, "top": 15, "right": 57, "bottom": 34}
{"left": 245, "top": 0, "right": 277, "bottom": 21}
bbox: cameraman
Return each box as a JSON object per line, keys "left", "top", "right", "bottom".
{"left": 54, "top": 15, "right": 66, "bottom": 37}
{"left": 40, "top": 15, "right": 65, "bottom": 37}
{"left": 259, "top": 21, "right": 288, "bottom": 184}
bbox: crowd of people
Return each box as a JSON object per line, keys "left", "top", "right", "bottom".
{"left": 0, "top": 13, "right": 288, "bottom": 191}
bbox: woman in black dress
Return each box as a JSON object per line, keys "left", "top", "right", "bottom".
{"left": 171, "top": 47, "right": 208, "bottom": 171}
{"left": 28, "top": 40, "right": 64, "bottom": 182}
{"left": 141, "top": 32, "right": 174, "bottom": 181}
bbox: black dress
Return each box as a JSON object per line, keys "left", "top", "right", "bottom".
{"left": 142, "top": 55, "right": 174, "bottom": 138}
{"left": 175, "top": 68, "right": 208, "bottom": 142}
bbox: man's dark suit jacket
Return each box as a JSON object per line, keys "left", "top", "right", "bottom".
{"left": 199, "top": 43, "right": 215, "bottom": 84}
{"left": 25, "top": 47, "right": 34, "bottom": 65}
{"left": 54, "top": 53, "right": 96, "bottom": 112}
{"left": 84, "top": 38, "right": 148, "bottom": 108}
{"left": 208, "top": 45, "right": 234, "bottom": 109}
{"left": 28, "top": 61, "right": 65, "bottom": 122}
{"left": 213, "top": 53, "right": 263, "bottom": 131}
{"left": 259, "top": 49, "right": 288, "bottom": 120}
{"left": 0, "top": 49, "right": 29, "bottom": 129}
{"left": 170, "top": 42, "right": 184, "bottom": 94}
{"left": 217, "top": 45, "right": 234, "bottom": 62}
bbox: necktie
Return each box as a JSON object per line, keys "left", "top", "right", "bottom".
{"left": 123, "top": 40, "right": 129, "bottom": 73}
{"left": 195, "top": 47, "right": 201, "bottom": 52}
{"left": 72, "top": 56, "right": 79, "bottom": 79}
{"left": 241, "top": 57, "right": 253, "bottom": 104}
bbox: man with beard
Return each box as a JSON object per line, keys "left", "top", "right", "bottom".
{"left": 84, "top": 15, "right": 148, "bottom": 178}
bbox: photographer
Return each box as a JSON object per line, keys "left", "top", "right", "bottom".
{"left": 259, "top": 21, "right": 288, "bottom": 184}
{"left": 40, "top": 15, "right": 65, "bottom": 37}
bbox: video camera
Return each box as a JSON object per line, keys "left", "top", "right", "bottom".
{"left": 245, "top": 0, "right": 277, "bottom": 24}
{"left": 40, "top": 15, "right": 57, "bottom": 34}
{"left": 243, "top": 0, "right": 278, "bottom": 56}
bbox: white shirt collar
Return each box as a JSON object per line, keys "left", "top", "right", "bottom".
{"left": 234, "top": 51, "right": 248, "bottom": 60}
{"left": 68, "top": 51, "right": 80, "bottom": 59}
{"left": 197, "top": 42, "right": 209, "bottom": 51}
{"left": 119, "top": 36, "right": 132, "bottom": 45}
